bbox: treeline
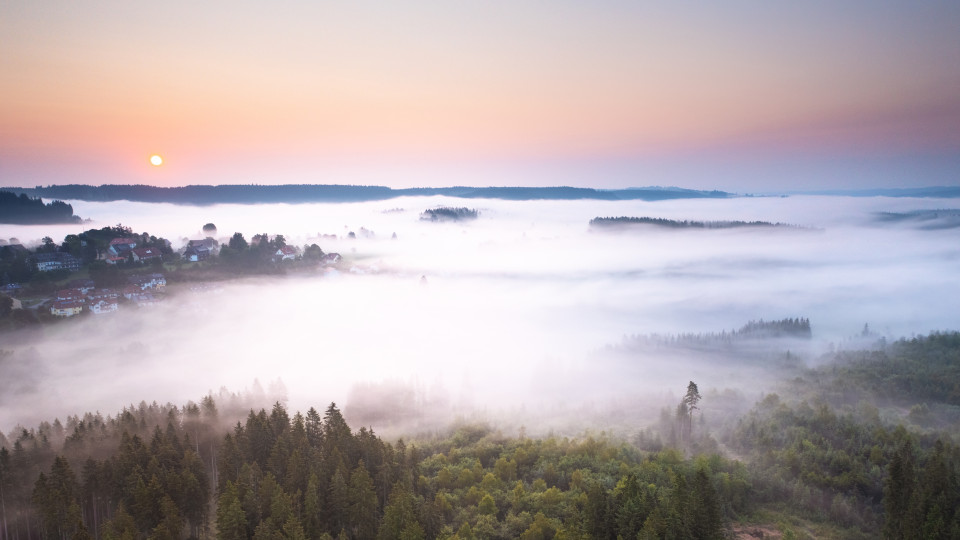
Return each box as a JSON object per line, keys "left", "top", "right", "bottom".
{"left": 4, "top": 333, "right": 960, "bottom": 538}
{"left": 419, "top": 208, "right": 478, "bottom": 222}
{"left": 727, "top": 396, "right": 960, "bottom": 538}
{"left": 0, "top": 191, "right": 81, "bottom": 224}
{"left": 1, "top": 398, "right": 746, "bottom": 539}
{"left": 9, "top": 185, "right": 732, "bottom": 205}
{"left": 873, "top": 209, "right": 960, "bottom": 230}
{"left": 589, "top": 216, "right": 793, "bottom": 230}
{"left": 0, "top": 387, "right": 280, "bottom": 540}
{"left": 722, "top": 331, "right": 960, "bottom": 538}
{"left": 621, "top": 318, "right": 812, "bottom": 350}
{"left": 816, "top": 332, "right": 960, "bottom": 409}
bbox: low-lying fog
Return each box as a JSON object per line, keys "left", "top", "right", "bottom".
{"left": 3, "top": 195, "right": 959, "bottom": 434}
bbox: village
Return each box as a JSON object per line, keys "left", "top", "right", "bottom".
{"left": 0, "top": 228, "right": 345, "bottom": 322}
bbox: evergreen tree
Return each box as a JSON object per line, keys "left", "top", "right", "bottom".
{"left": 690, "top": 468, "right": 724, "bottom": 540}
{"left": 101, "top": 504, "right": 139, "bottom": 540}
{"left": 378, "top": 482, "right": 421, "bottom": 540}
{"left": 347, "top": 460, "right": 379, "bottom": 539}
{"left": 217, "top": 481, "right": 248, "bottom": 540}
{"left": 303, "top": 473, "right": 323, "bottom": 539}
{"left": 883, "top": 440, "right": 917, "bottom": 539}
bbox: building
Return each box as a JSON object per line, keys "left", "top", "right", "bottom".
{"left": 129, "top": 274, "right": 166, "bottom": 290}
{"left": 108, "top": 238, "right": 137, "bottom": 257}
{"left": 89, "top": 298, "right": 119, "bottom": 314}
{"left": 50, "top": 300, "right": 83, "bottom": 317}
{"left": 131, "top": 247, "right": 162, "bottom": 263}
{"left": 184, "top": 245, "right": 210, "bottom": 262}
{"left": 56, "top": 288, "right": 86, "bottom": 303}
{"left": 87, "top": 288, "right": 120, "bottom": 302}
{"left": 275, "top": 245, "right": 298, "bottom": 261}
{"left": 33, "top": 252, "right": 81, "bottom": 272}
{"left": 187, "top": 238, "right": 218, "bottom": 250}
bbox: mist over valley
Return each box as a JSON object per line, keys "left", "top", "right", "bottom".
{"left": 3, "top": 194, "right": 958, "bottom": 434}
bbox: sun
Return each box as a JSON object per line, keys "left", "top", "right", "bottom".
{"left": 149, "top": 154, "right": 163, "bottom": 167}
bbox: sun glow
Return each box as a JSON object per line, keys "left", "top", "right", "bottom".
{"left": 149, "top": 154, "right": 163, "bottom": 166}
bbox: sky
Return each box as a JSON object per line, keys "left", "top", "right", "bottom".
{"left": 2, "top": 1, "right": 959, "bottom": 191}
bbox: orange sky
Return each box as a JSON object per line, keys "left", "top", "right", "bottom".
{"left": 2, "top": 2, "right": 959, "bottom": 190}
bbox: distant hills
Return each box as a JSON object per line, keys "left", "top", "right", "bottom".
{"left": 6, "top": 184, "right": 732, "bottom": 205}
{"left": 782, "top": 186, "right": 960, "bottom": 198}
{"left": 7, "top": 183, "right": 958, "bottom": 205}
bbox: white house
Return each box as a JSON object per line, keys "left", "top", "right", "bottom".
{"left": 275, "top": 245, "right": 298, "bottom": 261}
{"left": 89, "top": 298, "right": 119, "bottom": 314}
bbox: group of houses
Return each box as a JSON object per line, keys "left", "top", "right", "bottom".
{"left": 5, "top": 234, "right": 346, "bottom": 319}
{"left": 104, "top": 237, "right": 165, "bottom": 265}
{"left": 25, "top": 234, "right": 342, "bottom": 271}
{"left": 49, "top": 273, "right": 166, "bottom": 317}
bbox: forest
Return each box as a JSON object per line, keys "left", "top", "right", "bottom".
{"left": 588, "top": 217, "right": 792, "bottom": 230}
{"left": 0, "top": 192, "right": 81, "bottom": 225}
{"left": 1, "top": 332, "right": 959, "bottom": 539}
{"left": 419, "top": 208, "right": 479, "bottom": 223}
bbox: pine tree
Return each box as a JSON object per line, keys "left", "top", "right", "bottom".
{"left": 303, "top": 473, "right": 323, "bottom": 539}
{"left": 216, "top": 481, "right": 247, "bottom": 540}
{"left": 33, "top": 456, "right": 81, "bottom": 540}
{"left": 328, "top": 463, "right": 349, "bottom": 534}
{"left": 883, "top": 439, "right": 916, "bottom": 540}
{"left": 690, "top": 468, "right": 724, "bottom": 540}
{"left": 378, "top": 482, "right": 421, "bottom": 540}
{"left": 347, "top": 460, "right": 379, "bottom": 539}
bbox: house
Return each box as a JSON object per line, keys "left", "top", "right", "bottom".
{"left": 32, "top": 252, "right": 81, "bottom": 272}
{"left": 184, "top": 245, "right": 210, "bottom": 262}
{"left": 122, "top": 285, "right": 142, "bottom": 299}
{"left": 87, "top": 288, "right": 119, "bottom": 302}
{"left": 321, "top": 253, "right": 342, "bottom": 265}
{"left": 275, "top": 245, "right": 298, "bottom": 261}
{"left": 89, "top": 298, "right": 119, "bottom": 314}
{"left": 108, "top": 238, "right": 137, "bottom": 257}
{"left": 187, "top": 238, "right": 218, "bottom": 250}
{"left": 105, "top": 256, "right": 125, "bottom": 265}
{"left": 131, "top": 247, "right": 162, "bottom": 263}
{"left": 56, "top": 289, "right": 86, "bottom": 303}
{"left": 50, "top": 300, "right": 83, "bottom": 317}
{"left": 129, "top": 274, "right": 166, "bottom": 290}
{"left": 148, "top": 273, "right": 166, "bottom": 288}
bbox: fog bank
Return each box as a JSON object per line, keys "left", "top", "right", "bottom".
{"left": 2, "top": 195, "right": 958, "bottom": 433}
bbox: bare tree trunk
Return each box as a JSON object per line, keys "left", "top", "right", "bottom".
{"left": 0, "top": 483, "right": 7, "bottom": 540}
{"left": 210, "top": 443, "right": 218, "bottom": 489}
{"left": 91, "top": 496, "right": 98, "bottom": 540}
